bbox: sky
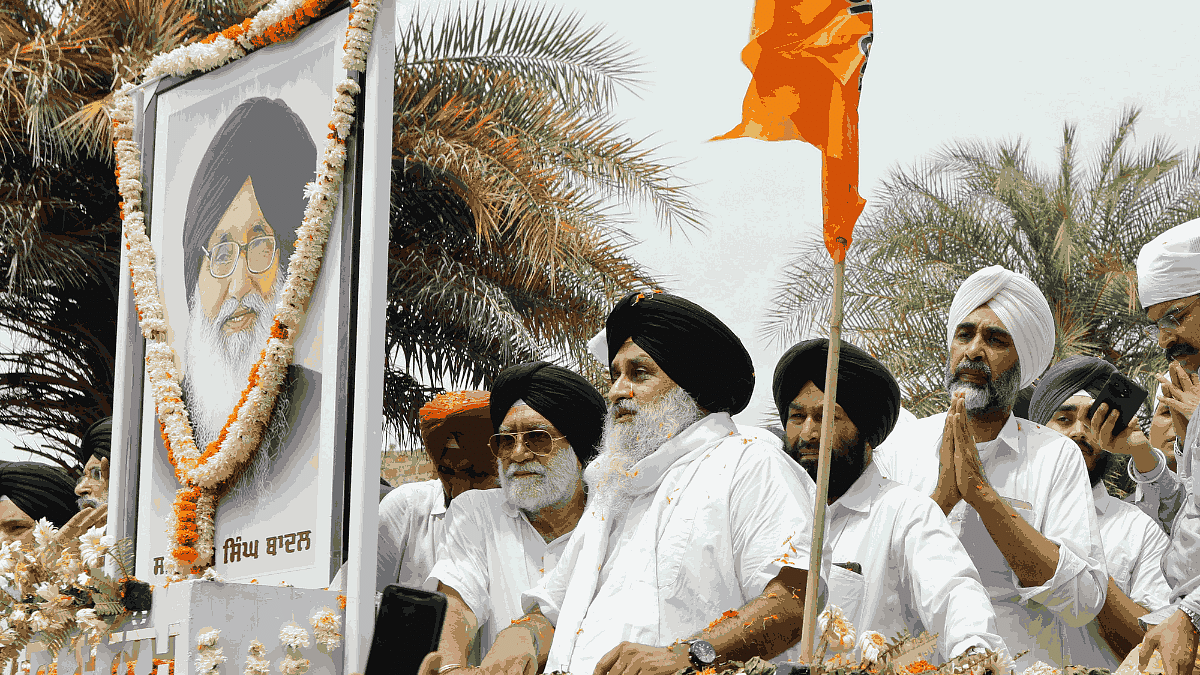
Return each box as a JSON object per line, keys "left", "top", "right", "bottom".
{"left": 5, "top": 0, "right": 1200, "bottom": 461}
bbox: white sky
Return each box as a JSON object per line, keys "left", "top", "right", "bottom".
{"left": 6, "top": 0, "right": 1200, "bottom": 460}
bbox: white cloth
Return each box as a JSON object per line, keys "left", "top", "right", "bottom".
{"left": 428, "top": 488, "right": 571, "bottom": 658}
{"left": 376, "top": 479, "right": 446, "bottom": 593}
{"left": 1092, "top": 483, "right": 1173, "bottom": 612}
{"left": 873, "top": 413, "right": 1108, "bottom": 670}
{"left": 813, "top": 462, "right": 1008, "bottom": 662}
{"left": 1136, "top": 217, "right": 1200, "bottom": 308}
{"left": 946, "top": 265, "right": 1055, "bottom": 388}
{"left": 522, "top": 413, "right": 826, "bottom": 675}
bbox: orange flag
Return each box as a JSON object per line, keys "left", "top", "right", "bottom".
{"left": 714, "top": 0, "right": 872, "bottom": 262}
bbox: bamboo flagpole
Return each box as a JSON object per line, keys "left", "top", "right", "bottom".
{"left": 798, "top": 251, "right": 846, "bottom": 663}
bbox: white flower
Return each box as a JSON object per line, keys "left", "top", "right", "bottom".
{"left": 309, "top": 608, "right": 341, "bottom": 649}
{"left": 32, "top": 519, "right": 57, "bottom": 548}
{"left": 9, "top": 609, "right": 25, "bottom": 623}
{"left": 858, "top": 630, "right": 886, "bottom": 662}
{"left": 33, "top": 582, "right": 59, "bottom": 602}
{"left": 198, "top": 629, "right": 221, "bottom": 647}
{"left": 279, "top": 622, "right": 310, "bottom": 649}
{"left": 29, "top": 611, "right": 51, "bottom": 632}
{"left": 278, "top": 655, "right": 309, "bottom": 675}
{"left": 77, "top": 572, "right": 92, "bottom": 587}
{"left": 201, "top": 568, "right": 226, "bottom": 583}
{"left": 817, "top": 604, "right": 856, "bottom": 651}
{"left": 79, "top": 525, "right": 108, "bottom": 566}
{"left": 195, "top": 646, "right": 226, "bottom": 673}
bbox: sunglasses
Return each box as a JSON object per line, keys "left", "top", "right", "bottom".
{"left": 488, "top": 430, "right": 566, "bottom": 457}
{"left": 1143, "top": 296, "right": 1200, "bottom": 339}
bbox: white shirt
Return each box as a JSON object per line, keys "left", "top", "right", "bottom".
{"left": 814, "top": 462, "right": 1007, "bottom": 662}
{"left": 376, "top": 479, "right": 446, "bottom": 593}
{"left": 428, "top": 488, "right": 571, "bottom": 657}
{"left": 523, "top": 413, "right": 824, "bottom": 675}
{"left": 873, "top": 413, "right": 1108, "bottom": 670}
{"left": 1092, "top": 483, "right": 1172, "bottom": 611}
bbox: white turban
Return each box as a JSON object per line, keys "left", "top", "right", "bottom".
{"left": 946, "top": 265, "right": 1055, "bottom": 388}
{"left": 1136, "top": 218, "right": 1200, "bottom": 309}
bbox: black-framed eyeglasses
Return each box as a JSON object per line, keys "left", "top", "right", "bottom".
{"left": 1143, "top": 296, "right": 1200, "bottom": 339}
{"left": 488, "top": 430, "right": 566, "bottom": 457}
{"left": 200, "top": 235, "right": 277, "bottom": 279}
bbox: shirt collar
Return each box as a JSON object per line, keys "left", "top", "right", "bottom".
{"left": 626, "top": 412, "right": 739, "bottom": 496}
{"left": 975, "top": 413, "right": 1022, "bottom": 464}
{"left": 831, "top": 462, "right": 885, "bottom": 514}
{"left": 431, "top": 493, "right": 448, "bottom": 516}
{"left": 1092, "top": 481, "right": 1114, "bottom": 515}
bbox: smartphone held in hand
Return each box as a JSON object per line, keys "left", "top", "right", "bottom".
{"left": 365, "top": 585, "right": 448, "bottom": 675}
{"left": 1088, "top": 372, "right": 1149, "bottom": 435}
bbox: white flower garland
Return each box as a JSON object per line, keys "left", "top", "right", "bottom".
{"left": 111, "top": 0, "right": 380, "bottom": 575}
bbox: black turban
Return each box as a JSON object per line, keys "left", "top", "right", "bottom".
{"left": 80, "top": 417, "right": 112, "bottom": 463}
{"left": 1027, "top": 356, "right": 1117, "bottom": 425}
{"left": 490, "top": 362, "right": 607, "bottom": 464}
{"left": 772, "top": 339, "right": 902, "bottom": 451}
{"left": 604, "top": 291, "right": 755, "bottom": 415}
{"left": 0, "top": 462, "right": 79, "bottom": 527}
{"left": 182, "top": 97, "right": 316, "bottom": 301}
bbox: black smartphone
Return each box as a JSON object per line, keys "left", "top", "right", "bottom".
{"left": 365, "top": 585, "right": 448, "bottom": 675}
{"left": 1087, "top": 371, "right": 1148, "bottom": 435}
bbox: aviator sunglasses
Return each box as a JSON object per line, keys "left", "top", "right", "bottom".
{"left": 488, "top": 430, "right": 566, "bottom": 457}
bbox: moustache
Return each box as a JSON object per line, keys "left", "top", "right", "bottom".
{"left": 215, "top": 290, "right": 271, "bottom": 326}
{"left": 610, "top": 399, "right": 638, "bottom": 417}
{"left": 1165, "top": 342, "right": 1200, "bottom": 362}
{"left": 506, "top": 461, "right": 547, "bottom": 478}
{"left": 954, "top": 360, "right": 992, "bottom": 382}
{"left": 77, "top": 496, "right": 102, "bottom": 510}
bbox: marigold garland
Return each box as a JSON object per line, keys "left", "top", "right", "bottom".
{"left": 112, "top": 0, "right": 380, "bottom": 576}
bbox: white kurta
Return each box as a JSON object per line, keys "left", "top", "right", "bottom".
{"left": 1093, "top": 482, "right": 1173, "bottom": 610}
{"left": 376, "top": 479, "right": 446, "bottom": 593}
{"left": 809, "top": 462, "right": 1007, "bottom": 662}
{"left": 873, "top": 413, "right": 1108, "bottom": 670}
{"left": 522, "top": 413, "right": 823, "bottom": 675}
{"left": 428, "top": 488, "right": 571, "bottom": 657}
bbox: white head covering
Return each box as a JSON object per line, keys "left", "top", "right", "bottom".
{"left": 946, "top": 265, "right": 1056, "bottom": 388}
{"left": 1136, "top": 218, "right": 1200, "bottom": 308}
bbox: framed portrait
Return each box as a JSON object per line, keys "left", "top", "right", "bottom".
{"left": 119, "top": 3, "right": 380, "bottom": 589}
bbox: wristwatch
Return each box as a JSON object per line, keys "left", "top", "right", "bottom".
{"left": 687, "top": 640, "right": 717, "bottom": 669}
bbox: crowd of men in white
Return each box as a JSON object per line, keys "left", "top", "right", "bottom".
{"left": 377, "top": 220, "right": 1200, "bottom": 675}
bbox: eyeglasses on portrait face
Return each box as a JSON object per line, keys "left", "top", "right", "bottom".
{"left": 488, "top": 430, "right": 566, "bottom": 458}
{"left": 1143, "top": 296, "right": 1200, "bottom": 339}
{"left": 200, "top": 235, "right": 277, "bottom": 278}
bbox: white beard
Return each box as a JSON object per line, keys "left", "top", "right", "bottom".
{"left": 583, "top": 386, "right": 702, "bottom": 521}
{"left": 184, "top": 277, "right": 283, "bottom": 508}
{"left": 498, "top": 446, "right": 580, "bottom": 514}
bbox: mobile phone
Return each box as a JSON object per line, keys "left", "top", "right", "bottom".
{"left": 365, "top": 585, "right": 448, "bottom": 675}
{"left": 1087, "top": 372, "right": 1148, "bottom": 435}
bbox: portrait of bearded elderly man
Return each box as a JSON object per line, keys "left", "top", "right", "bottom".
{"left": 1126, "top": 219, "right": 1200, "bottom": 675}
{"left": 376, "top": 391, "right": 499, "bottom": 593}
{"left": 773, "top": 338, "right": 1008, "bottom": 664}
{"left": 872, "top": 265, "right": 1108, "bottom": 671}
{"left": 428, "top": 362, "right": 605, "bottom": 667}
{"left": 477, "top": 291, "right": 825, "bottom": 675}
{"left": 154, "top": 96, "right": 321, "bottom": 514}
{"left": 1027, "top": 355, "right": 1173, "bottom": 663}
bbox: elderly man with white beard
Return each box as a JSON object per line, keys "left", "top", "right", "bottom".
{"left": 169, "top": 96, "right": 321, "bottom": 512}
{"left": 872, "top": 265, "right": 1108, "bottom": 671}
{"left": 426, "top": 362, "right": 605, "bottom": 670}
{"left": 475, "top": 290, "right": 823, "bottom": 675}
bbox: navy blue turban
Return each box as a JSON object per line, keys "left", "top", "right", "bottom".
{"left": 80, "top": 417, "right": 112, "bottom": 463}
{"left": 0, "top": 462, "right": 79, "bottom": 527}
{"left": 772, "top": 339, "right": 902, "bottom": 451}
{"left": 603, "top": 291, "right": 755, "bottom": 415}
{"left": 1027, "top": 355, "right": 1117, "bottom": 425}
{"left": 490, "top": 362, "right": 607, "bottom": 464}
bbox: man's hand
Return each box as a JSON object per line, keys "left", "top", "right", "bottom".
{"left": 56, "top": 504, "right": 108, "bottom": 556}
{"left": 932, "top": 406, "right": 963, "bottom": 514}
{"left": 592, "top": 642, "right": 690, "bottom": 675}
{"left": 1092, "top": 402, "right": 1147, "bottom": 455}
{"left": 950, "top": 395, "right": 991, "bottom": 507}
{"left": 1160, "top": 362, "right": 1200, "bottom": 442}
{"left": 1139, "top": 609, "right": 1199, "bottom": 675}
{"left": 479, "top": 623, "right": 539, "bottom": 675}
{"left": 418, "top": 652, "right": 444, "bottom": 675}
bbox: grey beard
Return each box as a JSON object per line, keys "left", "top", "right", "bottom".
{"left": 77, "top": 495, "right": 103, "bottom": 510}
{"left": 583, "top": 386, "right": 703, "bottom": 520}
{"left": 498, "top": 447, "right": 579, "bottom": 514}
{"left": 184, "top": 278, "right": 291, "bottom": 508}
{"left": 944, "top": 359, "right": 1021, "bottom": 415}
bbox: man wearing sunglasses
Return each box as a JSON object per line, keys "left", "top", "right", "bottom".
{"left": 427, "top": 362, "right": 605, "bottom": 669}
{"left": 1126, "top": 219, "right": 1200, "bottom": 675}
{"left": 479, "top": 291, "right": 824, "bottom": 675}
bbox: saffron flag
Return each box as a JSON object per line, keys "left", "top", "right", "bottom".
{"left": 714, "top": 0, "right": 872, "bottom": 262}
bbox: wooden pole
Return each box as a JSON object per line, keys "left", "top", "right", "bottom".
{"left": 798, "top": 254, "right": 846, "bottom": 663}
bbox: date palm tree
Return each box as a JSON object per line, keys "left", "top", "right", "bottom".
{"left": 766, "top": 108, "right": 1200, "bottom": 418}
{"left": 1, "top": 0, "right": 699, "bottom": 460}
